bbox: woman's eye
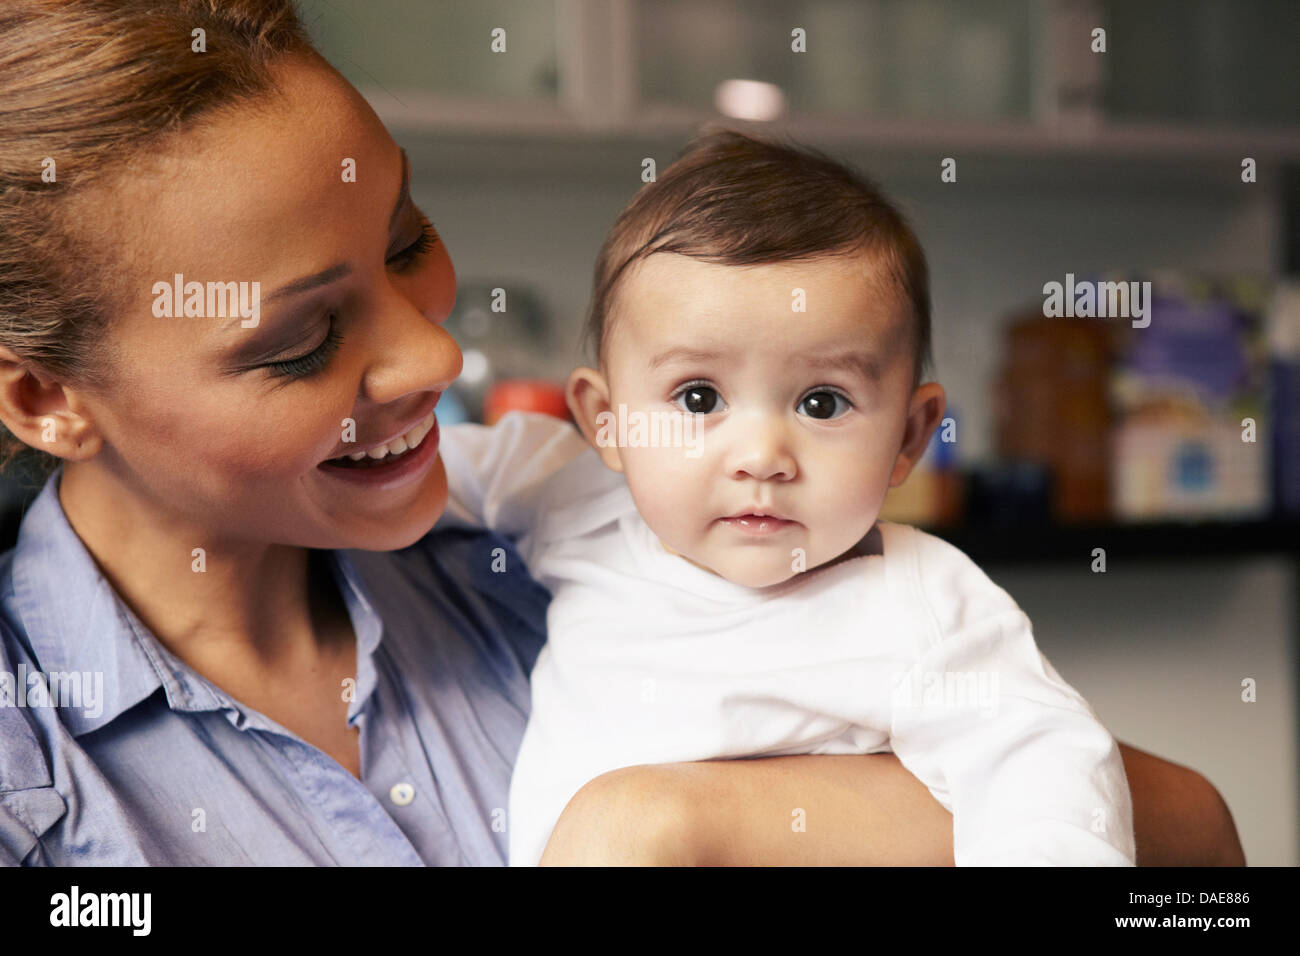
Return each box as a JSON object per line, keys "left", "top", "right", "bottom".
{"left": 673, "top": 384, "right": 725, "bottom": 415}
{"left": 798, "top": 389, "right": 851, "bottom": 420}
{"left": 387, "top": 219, "right": 439, "bottom": 272}
{"left": 265, "top": 315, "right": 344, "bottom": 380}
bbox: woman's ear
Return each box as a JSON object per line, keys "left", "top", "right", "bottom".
{"left": 565, "top": 365, "right": 624, "bottom": 473}
{"left": 889, "top": 382, "right": 946, "bottom": 488}
{"left": 0, "top": 346, "right": 102, "bottom": 461}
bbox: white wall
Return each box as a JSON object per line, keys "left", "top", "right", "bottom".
{"left": 999, "top": 556, "right": 1297, "bottom": 867}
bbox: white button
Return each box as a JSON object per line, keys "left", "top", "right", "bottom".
{"left": 389, "top": 783, "right": 415, "bottom": 806}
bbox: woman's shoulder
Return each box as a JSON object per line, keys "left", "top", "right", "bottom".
{"left": 0, "top": 478, "right": 74, "bottom": 868}
{"left": 0, "top": 607, "right": 67, "bottom": 865}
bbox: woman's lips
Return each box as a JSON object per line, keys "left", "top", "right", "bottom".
{"left": 718, "top": 514, "right": 797, "bottom": 535}
{"left": 317, "top": 417, "right": 441, "bottom": 491}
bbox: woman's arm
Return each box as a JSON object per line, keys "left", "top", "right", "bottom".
{"left": 538, "top": 741, "right": 1245, "bottom": 866}
{"left": 1119, "top": 742, "right": 1245, "bottom": 866}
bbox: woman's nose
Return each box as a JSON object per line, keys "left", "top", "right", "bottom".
{"left": 362, "top": 295, "right": 463, "bottom": 404}
{"left": 725, "top": 416, "right": 797, "bottom": 482}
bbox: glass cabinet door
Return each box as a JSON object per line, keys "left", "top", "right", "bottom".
{"left": 301, "top": 0, "right": 560, "bottom": 103}
{"left": 635, "top": 0, "right": 1039, "bottom": 122}
{"left": 1101, "top": 0, "right": 1300, "bottom": 127}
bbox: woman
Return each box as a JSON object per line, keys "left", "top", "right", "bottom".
{"left": 0, "top": 0, "right": 1243, "bottom": 865}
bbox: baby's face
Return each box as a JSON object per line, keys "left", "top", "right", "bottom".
{"left": 577, "top": 251, "right": 942, "bottom": 589}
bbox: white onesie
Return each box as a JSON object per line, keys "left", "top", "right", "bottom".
{"left": 437, "top": 411, "right": 1136, "bottom": 866}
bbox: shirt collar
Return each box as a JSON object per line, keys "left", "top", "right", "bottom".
{"left": 10, "top": 465, "right": 386, "bottom": 736}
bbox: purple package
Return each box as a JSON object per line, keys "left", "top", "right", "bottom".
{"left": 1121, "top": 289, "right": 1255, "bottom": 406}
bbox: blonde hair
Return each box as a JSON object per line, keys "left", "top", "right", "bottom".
{"left": 0, "top": 0, "right": 312, "bottom": 479}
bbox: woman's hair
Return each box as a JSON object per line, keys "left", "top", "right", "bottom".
{"left": 584, "top": 128, "right": 932, "bottom": 390}
{"left": 0, "top": 0, "right": 313, "bottom": 480}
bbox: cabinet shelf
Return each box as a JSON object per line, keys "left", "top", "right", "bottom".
{"left": 920, "top": 516, "right": 1300, "bottom": 564}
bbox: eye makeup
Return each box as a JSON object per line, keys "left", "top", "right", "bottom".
{"left": 387, "top": 219, "right": 439, "bottom": 272}
{"left": 265, "top": 316, "right": 344, "bottom": 379}
{"left": 261, "top": 218, "right": 441, "bottom": 380}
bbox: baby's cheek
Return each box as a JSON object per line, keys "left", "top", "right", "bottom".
{"left": 624, "top": 443, "right": 695, "bottom": 490}
{"left": 809, "top": 470, "right": 886, "bottom": 546}
{"left": 622, "top": 453, "right": 696, "bottom": 536}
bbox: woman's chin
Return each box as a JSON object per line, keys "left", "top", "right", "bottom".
{"left": 331, "top": 458, "right": 451, "bottom": 552}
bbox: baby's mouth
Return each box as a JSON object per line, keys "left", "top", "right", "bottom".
{"left": 718, "top": 513, "right": 798, "bottom": 535}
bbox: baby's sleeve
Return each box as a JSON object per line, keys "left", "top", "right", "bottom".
{"left": 436, "top": 410, "right": 606, "bottom": 538}
{"left": 887, "top": 531, "right": 1136, "bottom": 866}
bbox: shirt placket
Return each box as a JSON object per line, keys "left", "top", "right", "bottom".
{"left": 356, "top": 651, "right": 468, "bottom": 865}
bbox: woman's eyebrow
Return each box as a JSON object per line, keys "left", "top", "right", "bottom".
{"left": 262, "top": 262, "right": 351, "bottom": 305}
{"left": 262, "top": 147, "right": 410, "bottom": 307}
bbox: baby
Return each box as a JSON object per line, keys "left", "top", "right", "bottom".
{"left": 437, "top": 130, "right": 1135, "bottom": 866}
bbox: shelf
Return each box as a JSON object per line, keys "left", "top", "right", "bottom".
{"left": 298, "top": 0, "right": 1300, "bottom": 187}
{"left": 920, "top": 516, "right": 1300, "bottom": 564}
{"left": 367, "top": 89, "right": 1300, "bottom": 196}
{"left": 370, "top": 88, "right": 1300, "bottom": 159}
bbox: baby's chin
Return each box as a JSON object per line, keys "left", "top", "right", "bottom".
{"left": 685, "top": 539, "right": 873, "bottom": 590}
{"left": 686, "top": 550, "right": 807, "bottom": 590}
{"left": 726, "top": 565, "right": 803, "bottom": 590}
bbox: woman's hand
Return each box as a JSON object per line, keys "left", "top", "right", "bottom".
{"left": 538, "top": 741, "right": 1245, "bottom": 866}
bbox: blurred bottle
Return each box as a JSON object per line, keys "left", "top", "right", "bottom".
{"left": 994, "top": 309, "right": 1116, "bottom": 522}
{"left": 443, "top": 283, "right": 554, "bottom": 423}
{"left": 483, "top": 379, "right": 570, "bottom": 426}
{"left": 1268, "top": 280, "right": 1300, "bottom": 516}
{"left": 433, "top": 388, "right": 470, "bottom": 427}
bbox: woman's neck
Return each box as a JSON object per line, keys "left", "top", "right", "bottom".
{"left": 57, "top": 460, "right": 338, "bottom": 669}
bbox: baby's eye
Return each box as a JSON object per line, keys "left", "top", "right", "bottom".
{"left": 797, "top": 389, "right": 851, "bottom": 420}
{"left": 673, "top": 384, "right": 726, "bottom": 415}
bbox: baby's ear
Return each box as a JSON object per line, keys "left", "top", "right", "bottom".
{"left": 565, "top": 366, "right": 624, "bottom": 473}
{"left": 889, "top": 382, "right": 946, "bottom": 487}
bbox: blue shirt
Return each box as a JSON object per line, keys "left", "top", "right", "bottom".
{"left": 0, "top": 467, "right": 549, "bottom": 865}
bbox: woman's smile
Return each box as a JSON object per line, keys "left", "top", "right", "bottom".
{"left": 318, "top": 415, "right": 440, "bottom": 490}
{"left": 317, "top": 407, "right": 443, "bottom": 491}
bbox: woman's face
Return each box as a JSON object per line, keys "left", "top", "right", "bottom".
{"left": 70, "top": 54, "right": 462, "bottom": 550}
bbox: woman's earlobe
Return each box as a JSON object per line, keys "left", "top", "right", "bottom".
{"left": 0, "top": 355, "right": 101, "bottom": 462}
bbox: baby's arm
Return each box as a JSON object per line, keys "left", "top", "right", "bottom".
{"left": 437, "top": 410, "right": 613, "bottom": 537}
{"left": 886, "top": 606, "right": 1136, "bottom": 865}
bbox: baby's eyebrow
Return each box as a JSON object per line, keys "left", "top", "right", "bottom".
{"left": 804, "top": 351, "right": 883, "bottom": 381}
{"left": 647, "top": 346, "right": 725, "bottom": 369}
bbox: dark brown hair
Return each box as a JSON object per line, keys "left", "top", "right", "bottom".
{"left": 0, "top": 0, "right": 313, "bottom": 479}
{"left": 584, "top": 128, "right": 932, "bottom": 389}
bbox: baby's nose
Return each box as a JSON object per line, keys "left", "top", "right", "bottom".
{"left": 726, "top": 420, "right": 797, "bottom": 481}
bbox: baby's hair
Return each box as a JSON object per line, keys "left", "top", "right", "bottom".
{"left": 583, "top": 128, "right": 932, "bottom": 390}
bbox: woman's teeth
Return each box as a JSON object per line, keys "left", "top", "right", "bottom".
{"left": 337, "top": 411, "right": 436, "bottom": 464}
